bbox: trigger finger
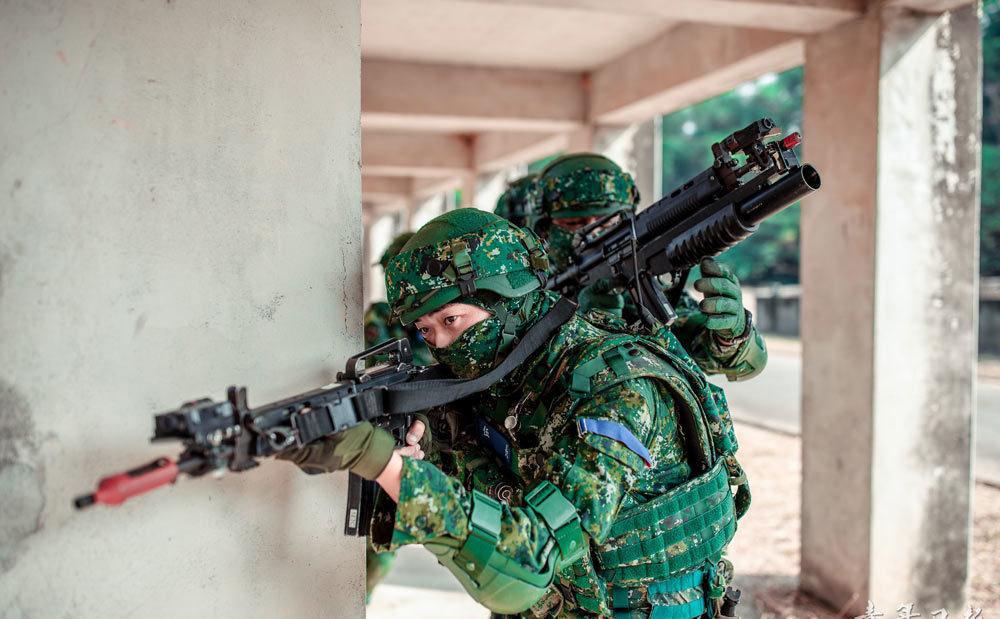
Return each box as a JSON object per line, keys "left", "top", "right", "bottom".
{"left": 406, "top": 419, "right": 426, "bottom": 446}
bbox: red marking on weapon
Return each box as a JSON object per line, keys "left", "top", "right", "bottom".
{"left": 74, "top": 458, "right": 179, "bottom": 508}
{"left": 781, "top": 132, "right": 802, "bottom": 149}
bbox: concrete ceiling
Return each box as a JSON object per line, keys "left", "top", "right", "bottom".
{"left": 361, "top": 0, "right": 675, "bottom": 71}
{"left": 362, "top": 0, "right": 978, "bottom": 212}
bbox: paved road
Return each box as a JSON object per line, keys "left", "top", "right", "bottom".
{"left": 710, "top": 351, "right": 1000, "bottom": 484}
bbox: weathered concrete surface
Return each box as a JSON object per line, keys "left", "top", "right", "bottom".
{"left": 0, "top": 1, "right": 364, "bottom": 617}
{"left": 801, "top": 3, "right": 980, "bottom": 614}
{"left": 595, "top": 119, "right": 662, "bottom": 207}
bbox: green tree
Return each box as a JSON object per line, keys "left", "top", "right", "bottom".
{"left": 660, "top": 68, "right": 804, "bottom": 284}
{"left": 982, "top": 0, "right": 1000, "bottom": 276}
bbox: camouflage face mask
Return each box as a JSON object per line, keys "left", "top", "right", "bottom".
{"left": 430, "top": 310, "right": 503, "bottom": 380}
{"left": 428, "top": 292, "right": 551, "bottom": 380}
{"left": 545, "top": 224, "right": 577, "bottom": 271}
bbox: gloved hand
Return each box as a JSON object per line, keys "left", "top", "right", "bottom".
{"left": 693, "top": 258, "right": 747, "bottom": 340}
{"left": 277, "top": 421, "right": 400, "bottom": 480}
{"left": 578, "top": 277, "right": 625, "bottom": 315}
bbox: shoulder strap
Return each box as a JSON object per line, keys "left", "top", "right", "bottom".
{"left": 382, "top": 298, "right": 577, "bottom": 414}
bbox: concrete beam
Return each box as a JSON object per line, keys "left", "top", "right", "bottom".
{"left": 362, "top": 59, "right": 585, "bottom": 132}
{"left": 412, "top": 176, "right": 461, "bottom": 199}
{"left": 473, "top": 131, "right": 566, "bottom": 172}
{"left": 362, "top": 176, "right": 413, "bottom": 202}
{"left": 456, "top": 0, "right": 863, "bottom": 33}
{"left": 884, "top": 0, "right": 977, "bottom": 12}
{"left": 590, "top": 24, "right": 803, "bottom": 124}
{"left": 362, "top": 131, "right": 471, "bottom": 177}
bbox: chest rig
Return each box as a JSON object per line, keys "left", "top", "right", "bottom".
{"left": 473, "top": 313, "right": 750, "bottom": 617}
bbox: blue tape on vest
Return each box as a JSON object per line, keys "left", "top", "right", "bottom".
{"left": 475, "top": 417, "right": 514, "bottom": 469}
{"left": 577, "top": 418, "right": 654, "bottom": 467}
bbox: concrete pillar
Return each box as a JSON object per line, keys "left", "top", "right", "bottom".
{"left": 566, "top": 124, "right": 595, "bottom": 152}
{"left": 595, "top": 118, "right": 663, "bottom": 206}
{"left": 0, "top": 1, "right": 365, "bottom": 616}
{"left": 800, "top": 4, "right": 980, "bottom": 615}
{"left": 460, "top": 171, "right": 477, "bottom": 208}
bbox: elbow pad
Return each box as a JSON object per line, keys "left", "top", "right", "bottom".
{"left": 426, "top": 482, "right": 587, "bottom": 614}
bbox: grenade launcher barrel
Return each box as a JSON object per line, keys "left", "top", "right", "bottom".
{"left": 546, "top": 117, "right": 821, "bottom": 326}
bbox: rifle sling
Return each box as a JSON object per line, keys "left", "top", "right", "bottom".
{"left": 382, "top": 297, "right": 577, "bottom": 414}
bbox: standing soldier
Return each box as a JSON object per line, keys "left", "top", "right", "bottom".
{"left": 364, "top": 231, "right": 433, "bottom": 366}
{"left": 281, "top": 210, "right": 750, "bottom": 618}
{"left": 532, "top": 153, "right": 768, "bottom": 381}
{"left": 493, "top": 173, "right": 538, "bottom": 230}
{"left": 361, "top": 230, "right": 432, "bottom": 601}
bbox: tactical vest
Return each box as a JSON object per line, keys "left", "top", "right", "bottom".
{"left": 474, "top": 312, "right": 750, "bottom": 618}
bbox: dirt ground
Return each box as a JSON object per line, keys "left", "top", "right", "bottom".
{"left": 729, "top": 423, "right": 1000, "bottom": 618}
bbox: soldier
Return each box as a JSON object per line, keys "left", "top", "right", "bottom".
{"left": 493, "top": 173, "right": 538, "bottom": 229}
{"left": 361, "top": 231, "right": 432, "bottom": 601}
{"left": 531, "top": 152, "right": 768, "bottom": 381}
{"left": 364, "top": 231, "right": 433, "bottom": 366}
{"left": 281, "top": 209, "right": 750, "bottom": 618}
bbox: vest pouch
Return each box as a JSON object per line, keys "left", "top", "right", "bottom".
{"left": 595, "top": 458, "right": 738, "bottom": 586}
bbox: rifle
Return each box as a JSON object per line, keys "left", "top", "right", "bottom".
{"left": 545, "top": 117, "right": 821, "bottom": 328}
{"left": 73, "top": 338, "right": 418, "bottom": 536}
{"left": 72, "top": 297, "right": 578, "bottom": 534}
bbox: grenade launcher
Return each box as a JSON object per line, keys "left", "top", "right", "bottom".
{"left": 545, "top": 117, "right": 821, "bottom": 327}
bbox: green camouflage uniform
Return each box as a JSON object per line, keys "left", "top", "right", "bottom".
{"left": 367, "top": 209, "right": 748, "bottom": 618}
{"left": 531, "top": 154, "right": 768, "bottom": 382}
{"left": 364, "top": 233, "right": 434, "bottom": 365}
{"left": 362, "top": 231, "right": 432, "bottom": 600}
{"left": 494, "top": 173, "right": 539, "bottom": 230}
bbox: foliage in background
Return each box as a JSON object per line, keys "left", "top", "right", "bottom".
{"left": 659, "top": 2, "right": 1000, "bottom": 282}
{"left": 660, "top": 68, "right": 804, "bottom": 284}
{"left": 983, "top": 0, "right": 1000, "bottom": 276}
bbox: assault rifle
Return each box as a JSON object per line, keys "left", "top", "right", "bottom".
{"left": 73, "top": 339, "right": 419, "bottom": 535}
{"left": 545, "top": 117, "right": 821, "bottom": 327}
{"left": 72, "top": 298, "right": 578, "bottom": 535}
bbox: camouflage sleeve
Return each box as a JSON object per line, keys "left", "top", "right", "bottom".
{"left": 672, "top": 291, "right": 768, "bottom": 382}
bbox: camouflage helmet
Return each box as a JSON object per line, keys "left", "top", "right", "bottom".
{"left": 535, "top": 153, "right": 639, "bottom": 220}
{"left": 386, "top": 209, "right": 549, "bottom": 325}
{"left": 377, "top": 231, "right": 416, "bottom": 270}
{"left": 493, "top": 173, "right": 538, "bottom": 229}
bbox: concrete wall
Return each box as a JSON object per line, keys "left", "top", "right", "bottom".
{"left": 0, "top": 1, "right": 364, "bottom": 617}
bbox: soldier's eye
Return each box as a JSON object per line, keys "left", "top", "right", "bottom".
{"left": 418, "top": 326, "right": 430, "bottom": 335}
{"left": 443, "top": 315, "right": 458, "bottom": 326}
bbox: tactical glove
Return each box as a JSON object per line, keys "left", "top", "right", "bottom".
{"left": 277, "top": 421, "right": 395, "bottom": 480}
{"left": 578, "top": 277, "right": 625, "bottom": 316}
{"left": 693, "top": 258, "right": 748, "bottom": 340}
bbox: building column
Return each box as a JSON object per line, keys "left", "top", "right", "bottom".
{"left": 800, "top": 4, "right": 980, "bottom": 615}
{"left": 566, "top": 124, "right": 595, "bottom": 152}
{"left": 459, "top": 171, "right": 477, "bottom": 208}
{"left": 595, "top": 118, "right": 662, "bottom": 205}
{"left": 0, "top": 0, "right": 365, "bottom": 615}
